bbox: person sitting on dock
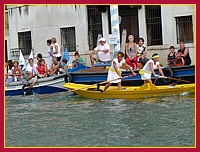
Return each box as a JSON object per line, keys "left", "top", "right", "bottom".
{"left": 90, "top": 37, "right": 111, "bottom": 66}
{"left": 5, "top": 60, "right": 14, "bottom": 83}
{"left": 125, "top": 35, "right": 138, "bottom": 69}
{"left": 137, "top": 38, "right": 149, "bottom": 69}
{"left": 104, "top": 52, "right": 136, "bottom": 91}
{"left": 168, "top": 46, "right": 184, "bottom": 66}
{"left": 30, "top": 59, "right": 48, "bottom": 87}
{"left": 36, "top": 53, "right": 43, "bottom": 66}
{"left": 72, "top": 51, "right": 85, "bottom": 68}
{"left": 48, "top": 56, "right": 61, "bottom": 76}
{"left": 139, "top": 53, "right": 165, "bottom": 84}
{"left": 12, "top": 61, "right": 23, "bottom": 81}
{"left": 36, "top": 59, "right": 48, "bottom": 78}
{"left": 25, "top": 58, "right": 37, "bottom": 81}
{"left": 177, "top": 42, "right": 191, "bottom": 65}
{"left": 60, "top": 59, "right": 69, "bottom": 73}
{"left": 175, "top": 51, "right": 185, "bottom": 66}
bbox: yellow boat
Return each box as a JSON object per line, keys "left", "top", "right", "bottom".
{"left": 63, "top": 83, "right": 195, "bottom": 99}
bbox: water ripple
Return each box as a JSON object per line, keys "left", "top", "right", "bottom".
{"left": 5, "top": 93, "right": 195, "bottom": 147}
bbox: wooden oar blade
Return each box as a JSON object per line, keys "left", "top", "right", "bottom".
{"left": 158, "top": 76, "right": 191, "bottom": 84}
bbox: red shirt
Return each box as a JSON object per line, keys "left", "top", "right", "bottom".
{"left": 13, "top": 67, "right": 21, "bottom": 79}
{"left": 37, "top": 65, "right": 46, "bottom": 74}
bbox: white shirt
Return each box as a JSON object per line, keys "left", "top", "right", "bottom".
{"left": 7, "top": 67, "right": 14, "bottom": 79}
{"left": 26, "top": 64, "right": 37, "bottom": 75}
{"left": 48, "top": 46, "right": 53, "bottom": 58}
{"left": 111, "top": 58, "right": 125, "bottom": 70}
{"left": 143, "top": 59, "right": 159, "bottom": 73}
{"left": 52, "top": 43, "right": 61, "bottom": 57}
{"left": 137, "top": 44, "right": 146, "bottom": 54}
{"left": 94, "top": 43, "right": 110, "bottom": 62}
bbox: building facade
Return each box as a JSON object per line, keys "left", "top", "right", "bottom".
{"left": 5, "top": 5, "right": 195, "bottom": 66}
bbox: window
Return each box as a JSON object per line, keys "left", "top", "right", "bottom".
{"left": 176, "top": 15, "right": 193, "bottom": 43}
{"left": 18, "top": 31, "right": 32, "bottom": 55}
{"left": 145, "top": 5, "right": 163, "bottom": 46}
{"left": 60, "top": 27, "right": 76, "bottom": 52}
{"left": 87, "top": 6, "right": 103, "bottom": 50}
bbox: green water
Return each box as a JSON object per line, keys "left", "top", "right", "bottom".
{"left": 5, "top": 93, "right": 195, "bottom": 147}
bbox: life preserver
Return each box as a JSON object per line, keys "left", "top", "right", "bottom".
{"left": 64, "top": 73, "right": 72, "bottom": 83}
{"left": 162, "top": 67, "right": 173, "bottom": 84}
{"left": 22, "top": 84, "right": 32, "bottom": 95}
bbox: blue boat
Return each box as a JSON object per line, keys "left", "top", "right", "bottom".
{"left": 66, "top": 64, "right": 195, "bottom": 86}
{"left": 5, "top": 65, "right": 90, "bottom": 96}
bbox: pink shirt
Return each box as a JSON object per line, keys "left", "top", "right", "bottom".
{"left": 94, "top": 43, "right": 110, "bottom": 62}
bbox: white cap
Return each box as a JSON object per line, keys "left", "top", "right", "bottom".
{"left": 98, "top": 37, "right": 106, "bottom": 42}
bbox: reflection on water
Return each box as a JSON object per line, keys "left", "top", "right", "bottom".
{"left": 5, "top": 93, "right": 195, "bottom": 147}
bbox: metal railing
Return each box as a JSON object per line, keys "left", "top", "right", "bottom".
{"left": 10, "top": 48, "right": 24, "bottom": 57}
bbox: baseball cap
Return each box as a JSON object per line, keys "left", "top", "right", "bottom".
{"left": 98, "top": 37, "right": 106, "bottom": 42}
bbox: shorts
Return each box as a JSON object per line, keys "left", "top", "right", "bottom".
{"left": 138, "top": 57, "right": 149, "bottom": 65}
{"left": 107, "top": 70, "right": 121, "bottom": 83}
{"left": 92, "top": 54, "right": 98, "bottom": 60}
{"left": 141, "top": 72, "right": 151, "bottom": 80}
{"left": 98, "top": 60, "right": 111, "bottom": 64}
{"left": 92, "top": 54, "right": 111, "bottom": 64}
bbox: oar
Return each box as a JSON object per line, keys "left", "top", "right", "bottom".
{"left": 158, "top": 76, "right": 191, "bottom": 83}
{"left": 35, "top": 74, "right": 135, "bottom": 99}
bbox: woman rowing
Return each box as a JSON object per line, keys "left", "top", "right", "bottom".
{"left": 104, "top": 52, "right": 136, "bottom": 91}
{"left": 139, "top": 53, "right": 165, "bottom": 84}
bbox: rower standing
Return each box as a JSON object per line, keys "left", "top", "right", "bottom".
{"left": 104, "top": 52, "right": 136, "bottom": 91}
{"left": 139, "top": 53, "right": 165, "bottom": 84}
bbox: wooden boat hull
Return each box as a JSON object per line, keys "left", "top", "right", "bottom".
{"left": 63, "top": 83, "right": 195, "bottom": 99}
{"left": 66, "top": 65, "right": 195, "bottom": 86}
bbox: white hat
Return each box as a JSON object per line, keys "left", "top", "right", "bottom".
{"left": 98, "top": 37, "right": 106, "bottom": 42}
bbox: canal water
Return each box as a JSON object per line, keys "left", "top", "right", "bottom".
{"left": 5, "top": 93, "right": 195, "bottom": 147}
